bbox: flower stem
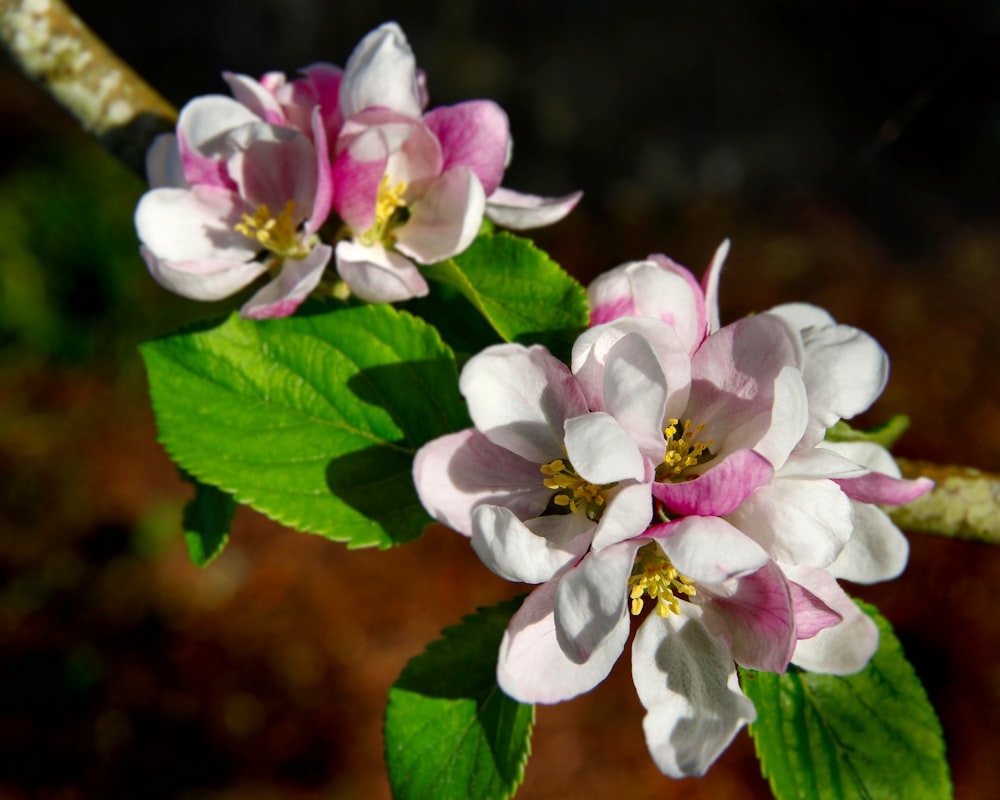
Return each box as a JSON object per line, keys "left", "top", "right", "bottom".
{"left": 890, "top": 458, "right": 1000, "bottom": 546}
{"left": 0, "top": 0, "right": 177, "bottom": 176}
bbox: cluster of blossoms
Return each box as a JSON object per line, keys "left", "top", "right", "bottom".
{"left": 413, "top": 243, "right": 932, "bottom": 778}
{"left": 134, "top": 23, "right": 580, "bottom": 318}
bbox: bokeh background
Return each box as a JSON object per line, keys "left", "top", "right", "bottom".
{"left": 2, "top": 1, "right": 1000, "bottom": 797}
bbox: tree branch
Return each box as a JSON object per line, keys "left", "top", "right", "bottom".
{"left": 890, "top": 459, "right": 1000, "bottom": 546}
{"left": 0, "top": 0, "right": 176, "bottom": 176}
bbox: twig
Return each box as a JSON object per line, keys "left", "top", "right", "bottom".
{"left": 890, "top": 459, "right": 1000, "bottom": 546}
{"left": 0, "top": 0, "right": 176, "bottom": 176}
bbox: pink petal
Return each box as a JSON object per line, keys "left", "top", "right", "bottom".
{"left": 412, "top": 428, "right": 551, "bottom": 536}
{"left": 459, "top": 343, "right": 589, "bottom": 464}
{"left": 222, "top": 71, "right": 287, "bottom": 126}
{"left": 240, "top": 243, "right": 332, "bottom": 319}
{"left": 332, "top": 126, "right": 389, "bottom": 232}
{"left": 788, "top": 580, "right": 842, "bottom": 639}
{"left": 305, "top": 107, "right": 334, "bottom": 234}
{"left": 423, "top": 100, "right": 510, "bottom": 196}
{"left": 499, "top": 579, "right": 629, "bottom": 704}
{"left": 394, "top": 167, "right": 486, "bottom": 263}
{"left": 229, "top": 123, "right": 317, "bottom": 219}
{"left": 703, "top": 560, "right": 796, "bottom": 673}
{"left": 632, "top": 606, "right": 755, "bottom": 778}
{"left": 334, "top": 240, "right": 428, "bottom": 303}
{"left": 783, "top": 564, "right": 879, "bottom": 675}
{"left": 652, "top": 449, "right": 774, "bottom": 517}
{"left": 176, "top": 95, "right": 258, "bottom": 188}
{"left": 484, "top": 187, "right": 582, "bottom": 230}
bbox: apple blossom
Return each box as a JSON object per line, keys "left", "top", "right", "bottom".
{"left": 328, "top": 22, "right": 582, "bottom": 302}
{"left": 135, "top": 95, "right": 334, "bottom": 319}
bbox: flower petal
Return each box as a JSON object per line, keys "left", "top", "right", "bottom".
{"left": 145, "top": 133, "right": 186, "bottom": 189}
{"left": 498, "top": 579, "right": 628, "bottom": 704}
{"left": 788, "top": 580, "right": 842, "bottom": 640}
{"left": 305, "top": 107, "right": 334, "bottom": 234}
{"left": 135, "top": 186, "right": 256, "bottom": 264}
{"left": 472, "top": 505, "right": 593, "bottom": 584}
{"left": 331, "top": 126, "right": 389, "bottom": 232}
{"left": 703, "top": 560, "right": 796, "bottom": 673}
{"left": 653, "top": 449, "right": 774, "bottom": 517}
{"left": 177, "top": 95, "right": 259, "bottom": 187}
{"left": 600, "top": 332, "right": 669, "bottom": 464}
{"left": 827, "top": 502, "right": 910, "bottom": 584}
{"left": 554, "top": 539, "right": 640, "bottom": 662}
{"left": 651, "top": 516, "right": 770, "bottom": 585}
{"left": 340, "top": 22, "right": 422, "bottom": 118}
{"left": 484, "top": 187, "right": 582, "bottom": 230}
{"left": 459, "top": 343, "right": 588, "bottom": 463}
{"left": 592, "top": 480, "right": 655, "bottom": 550}
{"left": 394, "top": 167, "right": 486, "bottom": 263}
{"left": 222, "top": 71, "right": 286, "bottom": 126}
{"left": 335, "top": 239, "right": 428, "bottom": 303}
{"left": 784, "top": 564, "right": 879, "bottom": 675}
{"left": 564, "top": 412, "right": 644, "bottom": 485}
{"left": 724, "top": 475, "right": 854, "bottom": 568}
{"left": 423, "top": 100, "right": 510, "bottom": 196}
{"left": 140, "top": 247, "right": 267, "bottom": 301}
{"left": 823, "top": 440, "right": 934, "bottom": 505}
{"left": 701, "top": 239, "right": 730, "bottom": 335}
{"left": 413, "top": 428, "right": 551, "bottom": 536}
{"left": 229, "top": 123, "right": 317, "bottom": 218}
{"left": 632, "top": 605, "right": 755, "bottom": 778}
{"left": 240, "top": 243, "right": 332, "bottom": 319}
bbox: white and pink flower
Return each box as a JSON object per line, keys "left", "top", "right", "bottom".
{"left": 413, "top": 240, "right": 932, "bottom": 779}
{"left": 327, "top": 23, "right": 582, "bottom": 302}
{"left": 135, "top": 96, "right": 333, "bottom": 319}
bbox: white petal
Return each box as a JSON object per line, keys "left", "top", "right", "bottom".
{"left": 335, "top": 240, "right": 428, "bottom": 303}
{"left": 498, "top": 579, "right": 628, "bottom": 704}
{"left": 394, "top": 167, "right": 486, "bottom": 263}
{"left": 701, "top": 239, "right": 730, "bottom": 335}
{"left": 140, "top": 247, "right": 267, "bottom": 301}
{"left": 484, "top": 187, "right": 582, "bottom": 229}
{"left": 178, "top": 95, "right": 261, "bottom": 158}
{"left": 145, "top": 133, "right": 186, "bottom": 189}
{"left": 471, "top": 505, "right": 592, "bottom": 584}
{"left": 564, "top": 412, "right": 644, "bottom": 484}
{"left": 135, "top": 186, "right": 256, "bottom": 264}
{"left": 827, "top": 502, "right": 909, "bottom": 584}
{"left": 554, "top": 540, "right": 640, "bottom": 662}
{"left": 655, "top": 516, "right": 769, "bottom": 585}
{"left": 752, "top": 366, "right": 810, "bottom": 470}
{"left": 340, "top": 22, "right": 422, "bottom": 118}
{"left": 459, "top": 344, "right": 588, "bottom": 463}
{"left": 726, "top": 476, "right": 854, "bottom": 568}
{"left": 767, "top": 302, "right": 836, "bottom": 331}
{"left": 592, "top": 480, "right": 655, "bottom": 551}
{"left": 601, "top": 333, "right": 669, "bottom": 464}
{"left": 632, "top": 606, "right": 756, "bottom": 778}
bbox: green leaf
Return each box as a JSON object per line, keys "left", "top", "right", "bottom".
{"left": 181, "top": 478, "right": 235, "bottom": 567}
{"left": 825, "top": 415, "right": 911, "bottom": 449}
{"left": 141, "top": 304, "right": 470, "bottom": 549}
{"left": 422, "top": 232, "right": 589, "bottom": 362}
{"left": 742, "top": 600, "right": 951, "bottom": 800}
{"left": 385, "top": 598, "right": 535, "bottom": 800}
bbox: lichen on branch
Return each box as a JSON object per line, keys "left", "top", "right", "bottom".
{"left": 890, "top": 459, "right": 1000, "bottom": 546}
{"left": 0, "top": 0, "right": 176, "bottom": 174}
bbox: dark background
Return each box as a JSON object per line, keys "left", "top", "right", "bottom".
{"left": 2, "top": 1, "right": 999, "bottom": 797}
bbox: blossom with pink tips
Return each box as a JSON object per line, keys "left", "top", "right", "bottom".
{"left": 327, "top": 22, "right": 582, "bottom": 302}
{"left": 135, "top": 95, "right": 334, "bottom": 319}
{"left": 414, "top": 240, "right": 932, "bottom": 779}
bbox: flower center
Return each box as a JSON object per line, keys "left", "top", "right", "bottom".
{"left": 235, "top": 200, "right": 310, "bottom": 259}
{"left": 540, "top": 458, "right": 609, "bottom": 521}
{"left": 656, "top": 418, "right": 714, "bottom": 481}
{"left": 628, "top": 541, "right": 697, "bottom": 617}
{"left": 360, "top": 175, "right": 409, "bottom": 246}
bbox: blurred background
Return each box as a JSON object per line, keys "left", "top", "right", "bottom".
{"left": 2, "top": 0, "right": 1000, "bottom": 797}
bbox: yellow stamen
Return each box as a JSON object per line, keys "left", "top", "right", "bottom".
{"left": 234, "top": 200, "right": 310, "bottom": 258}
{"left": 540, "top": 458, "right": 609, "bottom": 520}
{"left": 628, "top": 541, "right": 697, "bottom": 617}
{"left": 658, "top": 418, "right": 714, "bottom": 481}
{"left": 360, "top": 175, "right": 408, "bottom": 246}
